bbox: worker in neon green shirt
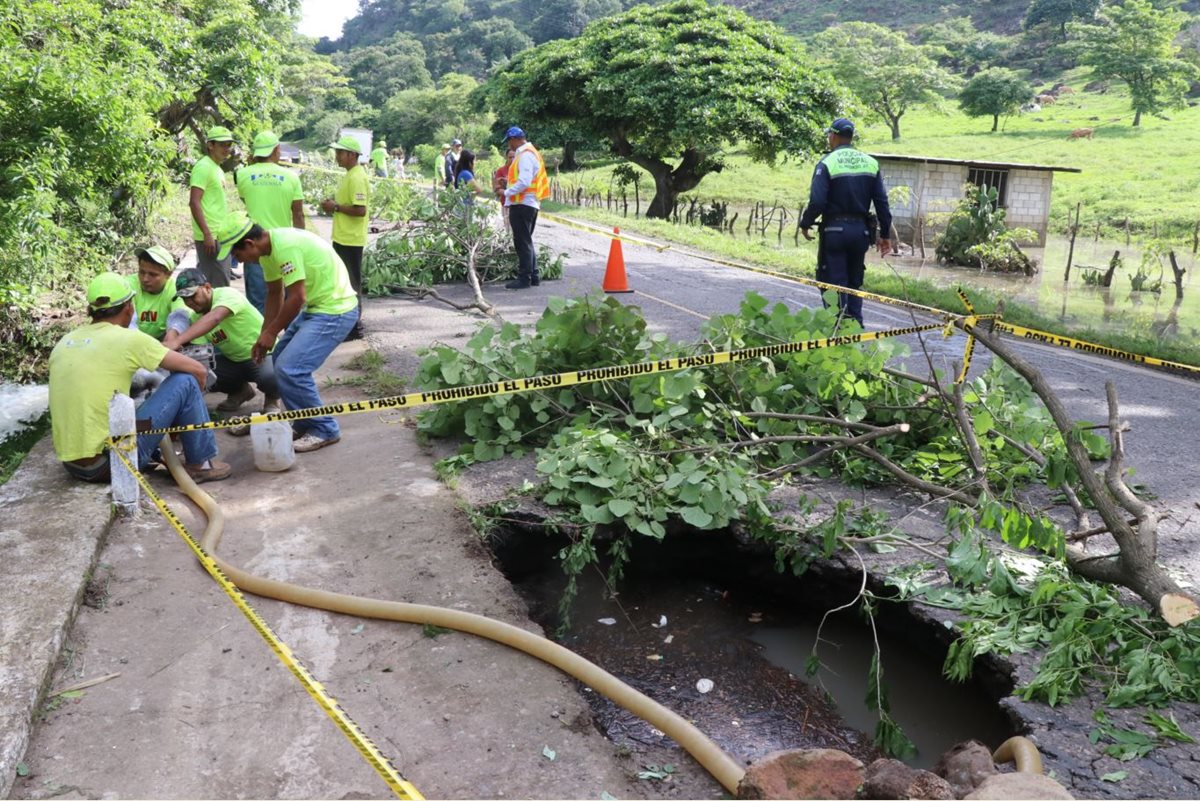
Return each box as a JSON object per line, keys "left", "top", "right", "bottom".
{"left": 235, "top": 130, "right": 306, "bottom": 315}
{"left": 190, "top": 125, "right": 235, "bottom": 288}
{"left": 370, "top": 139, "right": 389, "bottom": 178}
{"left": 48, "top": 272, "right": 230, "bottom": 483}
{"left": 320, "top": 134, "right": 369, "bottom": 340}
{"left": 127, "top": 246, "right": 184, "bottom": 340}
{"left": 218, "top": 214, "right": 359, "bottom": 453}
{"left": 166, "top": 267, "right": 280, "bottom": 433}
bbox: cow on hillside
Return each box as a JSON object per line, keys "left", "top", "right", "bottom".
{"left": 1036, "top": 94, "right": 1057, "bottom": 105}
{"left": 1067, "top": 127, "right": 1095, "bottom": 140}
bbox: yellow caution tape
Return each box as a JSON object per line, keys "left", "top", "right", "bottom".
{"left": 991, "top": 321, "right": 1200, "bottom": 377}
{"left": 135, "top": 320, "right": 966, "bottom": 437}
{"left": 541, "top": 211, "right": 1197, "bottom": 380}
{"left": 107, "top": 446, "right": 424, "bottom": 801}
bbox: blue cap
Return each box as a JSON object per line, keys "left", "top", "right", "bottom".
{"left": 826, "top": 118, "right": 855, "bottom": 136}
{"left": 504, "top": 126, "right": 526, "bottom": 139}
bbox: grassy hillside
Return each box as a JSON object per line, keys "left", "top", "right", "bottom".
{"left": 727, "top": 0, "right": 1200, "bottom": 34}
{"left": 560, "top": 71, "right": 1200, "bottom": 240}
{"left": 726, "top": 0, "right": 1031, "bottom": 34}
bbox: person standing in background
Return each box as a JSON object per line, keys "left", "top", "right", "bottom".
{"left": 436, "top": 144, "right": 450, "bottom": 186}
{"left": 445, "top": 139, "right": 462, "bottom": 187}
{"left": 493, "top": 148, "right": 515, "bottom": 232}
{"left": 234, "top": 131, "right": 306, "bottom": 315}
{"left": 190, "top": 126, "right": 236, "bottom": 288}
{"left": 502, "top": 127, "right": 550, "bottom": 290}
{"left": 370, "top": 139, "right": 389, "bottom": 178}
{"left": 320, "top": 135, "right": 369, "bottom": 341}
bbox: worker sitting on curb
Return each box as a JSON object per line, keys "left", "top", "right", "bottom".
{"left": 48, "top": 272, "right": 231, "bottom": 484}
{"left": 164, "top": 267, "right": 281, "bottom": 436}
{"left": 217, "top": 214, "right": 359, "bottom": 453}
{"left": 128, "top": 246, "right": 186, "bottom": 341}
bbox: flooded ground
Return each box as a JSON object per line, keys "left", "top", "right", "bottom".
{"left": 494, "top": 529, "right": 1013, "bottom": 771}
{"left": 880, "top": 235, "right": 1199, "bottom": 342}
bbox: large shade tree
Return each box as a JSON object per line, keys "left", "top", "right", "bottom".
{"left": 958, "top": 67, "right": 1034, "bottom": 131}
{"left": 1069, "top": 0, "right": 1198, "bottom": 127}
{"left": 485, "top": 0, "right": 842, "bottom": 218}
{"left": 815, "top": 22, "right": 960, "bottom": 140}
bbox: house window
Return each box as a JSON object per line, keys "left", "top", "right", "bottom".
{"left": 967, "top": 167, "right": 1009, "bottom": 207}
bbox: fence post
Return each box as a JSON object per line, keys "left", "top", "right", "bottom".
{"left": 1063, "top": 202, "right": 1081, "bottom": 284}
{"left": 108, "top": 392, "right": 139, "bottom": 515}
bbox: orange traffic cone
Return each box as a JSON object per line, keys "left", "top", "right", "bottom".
{"left": 603, "top": 227, "right": 633, "bottom": 294}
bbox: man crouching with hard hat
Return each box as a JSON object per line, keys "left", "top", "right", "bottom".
{"left": 48, "top": 272, "right": 231, "bottom": 483}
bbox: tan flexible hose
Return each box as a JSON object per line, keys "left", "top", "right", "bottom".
{"left": 992, "top": 736, "right": 1043, "bottom": 774}
{"left": 160, "top": 443, "right": 746, "bottom": 793}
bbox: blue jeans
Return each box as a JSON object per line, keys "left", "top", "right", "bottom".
{"left": 244, "top": 262, "right": 267, "bottom": 315}
{"left": 272, "top": 308, "right": 360, "bottom": 439}
{"left": 818, "top": 221, "right": 871, "bottom": 326}
{"left": 136, "top": 373, "right": 218, "bottom": 466}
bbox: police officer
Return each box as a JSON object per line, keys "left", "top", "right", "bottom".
{"left": 799, "top": 118, "right": 893, "bottom": 327}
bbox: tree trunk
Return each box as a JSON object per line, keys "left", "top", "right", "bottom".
{"left": 560, "top": 142, "right": 579, "bottom": 171}
{"left": 637, "top": 149, "right": 712, "bottom": 220}
{"left": 991, "top": 115, "right": 999, "bottom": 132}
{"left": 889, "top": 116, "right": 902, "bottom": 140}
{"left": 1133, "top": 108, "right": 1142, "bottom": 127}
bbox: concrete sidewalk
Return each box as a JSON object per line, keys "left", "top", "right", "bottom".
{"left": 0, "top": 441, "right": 112, "bottom": 799}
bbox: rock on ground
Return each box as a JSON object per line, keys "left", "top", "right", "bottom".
{"left": 736, "top": 748, "right": 864, "bottom": 799}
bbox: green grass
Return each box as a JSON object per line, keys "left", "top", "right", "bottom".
{"left": 1, "top": 414, "right": 50, "bottom": 486}
{"left": 542, "top": 201, "right": 1200, "bottom": 371}
{"left": 563, "top": 70, "right": 1200, "bottom": 241}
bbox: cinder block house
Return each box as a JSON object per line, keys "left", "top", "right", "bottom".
{"left": 871, "top": 154, "right": 1081, "bottom": 247}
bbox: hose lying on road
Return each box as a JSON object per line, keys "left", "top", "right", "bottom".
{"left": 159, "top": 441, "right": 746, "bottom": 794}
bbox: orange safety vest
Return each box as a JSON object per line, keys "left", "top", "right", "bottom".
{"left": 507, "top": 144, "right": 550, "bottom": 203}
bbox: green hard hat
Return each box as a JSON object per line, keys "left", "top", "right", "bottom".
{"left": 330, "top": 134, "right": 363, "bottom": 155}
{"left": 214, "top": 213, "right": 255, "bottom": 261}
{"left": 86, "top": 272, "right": 135, "bottom": 311}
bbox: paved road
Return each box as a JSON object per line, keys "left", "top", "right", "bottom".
{"left": 457, "top": 214, "right": 1200, "bottom": 572}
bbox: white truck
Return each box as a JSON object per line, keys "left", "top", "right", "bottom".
{"left": 338, "top": 126, "right": 373, "bottom": 165}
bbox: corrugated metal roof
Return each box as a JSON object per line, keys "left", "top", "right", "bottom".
{"left": 870, "top": 153, "right": 1082, "bottom": 173}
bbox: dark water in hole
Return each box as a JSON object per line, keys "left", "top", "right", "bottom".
{"left": 496, "top": 530, "right": 1013, "bottom": 770}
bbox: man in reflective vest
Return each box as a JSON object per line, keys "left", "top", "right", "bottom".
{"left": 502, "top": 126, "right": 551, "bottom": 290}
{"left": 799, "top": 118, "right": 893, "bottom": 327}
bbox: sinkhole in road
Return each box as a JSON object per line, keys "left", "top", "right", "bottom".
{"left": 488, "top": 521, "right": 1015, "bottom": 771}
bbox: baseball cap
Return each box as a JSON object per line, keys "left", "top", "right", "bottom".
{"left": 504, "top": 126, "right": 526, "bottom": 139}
{"left": 451, "top": 138, "right": 462, "bottom": 146}
{"left": 173, "top": 268, "right": 209, "bottom": 300}
{"left": 441, "top": 143, "right": 450, "bottom": 150}
{"left": 206, "top": 125, "right": 234, "bottom": 142}
{"left": 252, "top": 131, "right": 280, "bottom": 158}
{"left": 214, "top": 213, "right": 255, "bottom": 260}
{"left": 86, "top": 272, "right": 135, "bottom": 311}
{"left": 330, "top": 135, "right": 362, "bottom": 154}
{"left": 826, "top": 118, "right": 855, "bottom": 136}
{"left": 134, "top": 245, "right": 176, "bottom": 273}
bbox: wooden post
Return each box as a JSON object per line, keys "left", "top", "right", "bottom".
{"left": 1192, "top": 220, "right": 1199, "bottom": 255}
{"left": 1124, "top": 217, "right": 1131, "bottom": 246}
{"left": 108, "top": 392, "right": 139, "bottom": 515}
{"left": 634, "top": 183, "right": 640, "bottom": 217}
{"left": 1064, "top": 202, "right": 1081, "bottom": 283}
